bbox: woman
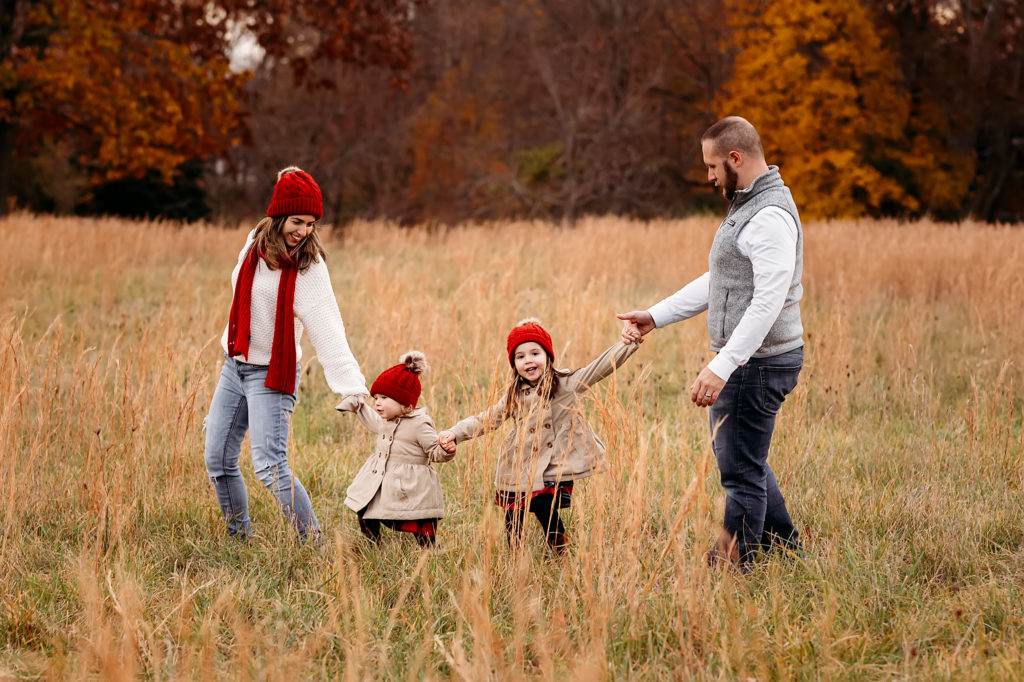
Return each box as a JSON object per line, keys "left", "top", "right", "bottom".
{"left": 204, "top": 166, "right": 368, "bottom": 541}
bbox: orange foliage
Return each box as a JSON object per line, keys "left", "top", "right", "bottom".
{"left": 898, "top": 99, "right": 975, "bottom": 219}
{"left": 407, "top": 64, "right": 508, "bottom": 222}
{"left": 4, "top": 0, "right": 245, "bottom": 185}
{"left": 716, "top": 0, "right": 918, "bottom": 219}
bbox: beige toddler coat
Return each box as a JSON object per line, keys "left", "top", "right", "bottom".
{"left": 337, "top": 398, "right": 454, "bottom": 520}
{"left": 448, "top": 341, "right": 639, "bottom": 493}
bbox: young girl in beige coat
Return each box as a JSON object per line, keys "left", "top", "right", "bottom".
{"left": 438, "top": 319, "right": 639, "bottom": 553}
{"left": 337, "top": 352, "right": 453, "bottom": 547}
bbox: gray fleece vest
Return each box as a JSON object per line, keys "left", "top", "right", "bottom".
{"left": 707, "top": 166, "right": 804, "bottom": 357}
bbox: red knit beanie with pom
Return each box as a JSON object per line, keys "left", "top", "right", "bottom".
{"left": 370, "top": 351, "right": 428, "bottom": 408}
{"left": 266, "top": 167, "right": 323, "bottom": 220}
{"left": 506, "top": 318, "right": 554, "bottom": 367}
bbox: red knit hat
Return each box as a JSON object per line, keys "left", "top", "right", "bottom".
{"left": 370, "top": 351, "right": 428, "bottom": 408}
{"left": 506, "top": 318, "right": 554, "bottom": 367}
{"left": 266, "top": 166, "right": 323, "bottom": 220}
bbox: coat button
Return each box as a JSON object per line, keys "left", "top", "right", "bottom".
{"left": 547, "top": 443, "right": 553, "bottom": 448}
{"left": 529, "top": 428, "right": 535, "bottom": 434}
{"left": 372, "top": 469, "right": 377, "bottom": 474}
{"left": 544, "top": 423, "right": 551, "bottom": 429}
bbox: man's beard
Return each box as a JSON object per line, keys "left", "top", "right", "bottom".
{"left": 720, "top": 162, "right": 739, "bottom": 200}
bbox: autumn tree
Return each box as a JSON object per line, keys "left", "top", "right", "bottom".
{"left": 401, "top": 2, "right": 516, "bottom": 224}
{"left": 715, "top": 0, "right": 918, "bottom": 219}
{"left": 0, "top": 0, "right": 423, "bottom": 216}
{"left": 0, "top": 0, "right": 245, "bottom": 214}
{"left": 651, "top": 0, "right": 737, "bottom": 209}
{"left": 868, "top": 0, "right": 1024, "bottom": 221}
{"left": 199, "top": 0, "right": 426, "bottom": 223}
{"left": 510, "top": 0, "right": 681, "bottom": 224}
{"left": 362, "top": 0, "right": 732, "bottom": 226}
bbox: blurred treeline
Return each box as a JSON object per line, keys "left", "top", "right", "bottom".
{"left": 2, "top": 0, "right": 1021, "bottom": 225}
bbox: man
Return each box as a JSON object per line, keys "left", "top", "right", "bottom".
{"left": 618, "top": 116, "right": 804, "bottom": 570}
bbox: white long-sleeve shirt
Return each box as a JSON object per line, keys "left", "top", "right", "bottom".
{"left": 219, "top": 230, "right": 369, "bottom": 396}
{"left": 647, "top": 206, "right": 798, "bottom": 381}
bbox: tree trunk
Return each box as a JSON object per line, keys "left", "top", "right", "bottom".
{"left": 0, "top": 119, "right": 16, "bottom": 215}
{"left": 970, "top": 125, "right": 1017, "bottom": 222}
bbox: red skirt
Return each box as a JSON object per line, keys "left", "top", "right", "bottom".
{"left": 374, "top": 518, "right": 438, "bottom": 532}
{"left": 377, "top": 519, "right": 438, "bottom": 536}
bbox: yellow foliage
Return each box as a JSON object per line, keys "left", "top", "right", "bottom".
{"left": 717, "top": 0, "right": 918, "bottom": 218}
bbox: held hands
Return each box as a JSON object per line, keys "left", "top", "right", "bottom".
{"left": 690, "top": 366, "right": 726, "bottom": 408}
{"left": 617, "top": 309, "right": 725, "bottom": 408}
{"left": 437, "top": 430, "right": 457, "bottom": 454}
{"left": 335, "top": 394, "right": 364, "bottom": 412}
{"left": 616, "top": 311, "right": 655, "bottom": 345}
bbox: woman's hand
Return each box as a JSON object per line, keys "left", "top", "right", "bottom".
{"left": 438, "top": 430, "right": 457, "bottom": 454}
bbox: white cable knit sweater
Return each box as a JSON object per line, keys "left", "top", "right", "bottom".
{"left": 219, "top": 230, "right": 369, "bottom": 396}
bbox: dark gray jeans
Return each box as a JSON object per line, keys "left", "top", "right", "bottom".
{"left": 709, "top": 346, "right": 803, "bottom": 563}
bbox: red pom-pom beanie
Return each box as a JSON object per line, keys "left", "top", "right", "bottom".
{"left": 266, "top": 167, "right": 323, "bottom": 220}
{"left": 370, "top": 351, "right": 428, "bottom": 408}
{"left": 506, "top": 318, "right": 554, "bottom": 367}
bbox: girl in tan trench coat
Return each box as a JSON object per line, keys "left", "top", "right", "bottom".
{"left": 438, "top": 319, "right": 639, "bottom": 553}
{"left": 337, "top": 352, "right": 453, "bottom": 547}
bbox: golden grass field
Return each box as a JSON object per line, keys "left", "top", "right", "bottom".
{"left": 1, "top": 213, "right": 1022, "bottom": 680}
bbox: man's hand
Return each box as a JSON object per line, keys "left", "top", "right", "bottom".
{"left": 690, "top": 366, "right": 726, "bottom": 408}
{"left": 438, "top": 430, "right": 457, "bottom": 454}
{"left": 616, "top": 310, "right": 656, "bottom": 344}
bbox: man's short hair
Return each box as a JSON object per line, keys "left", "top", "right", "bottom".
{"left": 701, "top": 116, "right": 764, "bottom": 159}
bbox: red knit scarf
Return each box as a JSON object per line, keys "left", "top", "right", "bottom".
{"left": 227, "top": 246, "right": 299, "bottom": 394}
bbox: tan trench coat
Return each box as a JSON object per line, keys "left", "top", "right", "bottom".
{"left": 448, "top": 341, "right": 639, "bottom": 493}
{"left": 337, "top": 398, "right": 454, "bottom": 520}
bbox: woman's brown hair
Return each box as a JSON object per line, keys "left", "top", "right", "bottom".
{"left": 251, "top": 215, "right": 327, "bottom": 272}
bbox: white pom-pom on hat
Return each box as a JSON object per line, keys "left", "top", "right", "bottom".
{"left": 277, "top": 165, "right": 304, "bottom": 180}
{"left": 516, "top": 317, "right": 543, "bottom": 327}
{"left": 400, "top": 350, "right": 428, "bottom": 374}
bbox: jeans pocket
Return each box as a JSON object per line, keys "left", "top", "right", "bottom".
{"left": 758, "top": 364, "right": 801, "bottom": 413}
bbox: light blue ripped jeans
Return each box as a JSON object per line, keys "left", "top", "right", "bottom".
{"left": 203, "top": 355, "right": 320, "bottom": 540}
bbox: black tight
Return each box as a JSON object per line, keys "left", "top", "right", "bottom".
{"left": 359, "top": 518, "right": 436, "bottom": 547}
{"left": 504, "top": 494, "right": 568, "bottom": 553}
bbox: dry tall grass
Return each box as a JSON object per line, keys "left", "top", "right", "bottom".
{"left": 1, "top": 213, "right": 1021, "bottom": 680}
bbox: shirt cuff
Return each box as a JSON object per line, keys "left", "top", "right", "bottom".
{"left": 647, "top": 302, "right": 674, "bottom": 329}
{"left": 707, "top": 354, "right": 737, "bottom": 382}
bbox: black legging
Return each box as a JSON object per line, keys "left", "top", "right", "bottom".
{"left": 504, "top": 494, "right": 568, "bottom": 552}
{"left": 359, "top": 517, "right": 436, "bottom": 547}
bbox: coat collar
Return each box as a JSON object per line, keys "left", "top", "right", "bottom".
{"left": 389, "top": 406, "right": 427, "bottom": 424}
